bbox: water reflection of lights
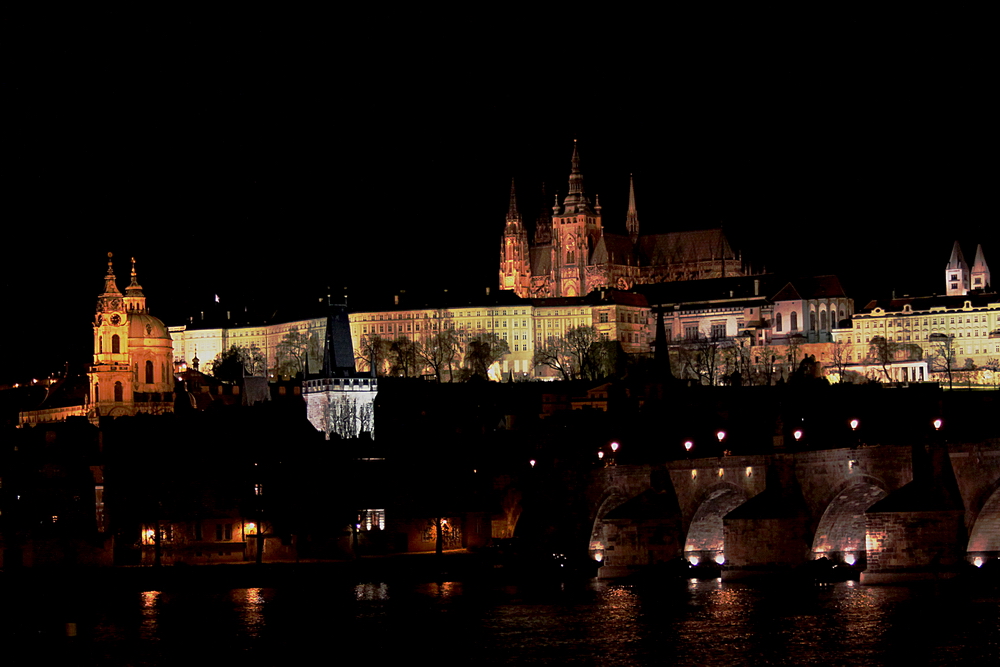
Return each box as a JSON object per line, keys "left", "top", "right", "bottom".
{"left": 235, "top": 588, "right": 266, "bottom": 637}
{"left": 140, "top": 591, "right": 161, "bottom": 640}
{"left": 354, "top": 582, "right": 390, "bottom": 601}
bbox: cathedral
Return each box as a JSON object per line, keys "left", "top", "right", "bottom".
{"left": 88, "top": 254, "right": 175, "bottom": 419}
{"left": 500, "top": 141, "right": 747, "bottom": 298}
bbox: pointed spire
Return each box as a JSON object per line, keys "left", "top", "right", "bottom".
{"left": 101, "top": 252, "right": 122, "bottom": 297}
{"left": 947, "top": 240, "right": 968, "bottom": 270}
{"left": 506, "top": 178, "right": 521, "bottom": 223}
{"left": 126, "top": 256, "right": 144, "bottom": 294}
{"left": 973, "top": 244, "right": 988, "bottom": 271}
{"left": 561, "top": 139, "right": 592, "bottom": 213}
{"left": 626, "top": 174, "right": 639, "bottom": 243}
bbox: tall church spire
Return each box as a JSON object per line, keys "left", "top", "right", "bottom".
{"left": 945, "top": 240, "right": 970, "bottom": 296}
{"left": 971, "top": 243, "right": 991, "bottom": 291}
{"left": 561, "top": 139, "right": 592, "bottom": 214}
{"left": 626, "top": 174, "right": 639, "bottom": 243}
{"left": 124, "top": 256, "right": 147, "bottom": 312}
{"left": 506, "top": 178, "right": 521, "bottom": 223}
{"left": 101, "top": 252, "right": 122, "bottom": 297}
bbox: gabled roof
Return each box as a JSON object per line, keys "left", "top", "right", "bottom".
{"left": 591, "top": 233, "right": 637, "bottom": 265}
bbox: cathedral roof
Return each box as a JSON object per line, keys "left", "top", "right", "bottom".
{"left": 591, "top": 234, "right": 636, "bottom": 265}
{"left": 635, "top": 229, "right": 737, "bottom": 266}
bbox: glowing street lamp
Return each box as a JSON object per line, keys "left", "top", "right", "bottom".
{"left": 850, "top": 419, "right": 859, "bottom": 431}
{"left": 529, "top": 459, "right": 536, "bottom": 468}
{"left": 716, "top": 431, "right": 726, "bottom": 444}
{"left": 597, "top": 451, "right": 604, "bottom": 460}
{"left": 684, "top": 440, "right": 693, "bottom": 453}
{"left": 793, "top": 429, "right": 803, "bottom": 442}
{"left": 610, "top": 442, "right": 619, "bottom": 453}
{"left": 933, "top": 418, "right": 943, "bottom": 431}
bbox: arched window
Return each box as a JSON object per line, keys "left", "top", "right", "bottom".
{"left": 114, "top": 381, "right": 123, "bottom": 402}
{"left": 145, "top": 360, "right": 154, "bottom": 384}
{"left": 112, "top": 334, "right": 120, "bottom": 354}
{"left": 776, "top": 312, "right": 783, "bottom": 332}
{"left": 791, "top": 311, "right": 798, "bottom": 331}
{"left": 99, "top": 337, "right": 103, "bottom": 354}
{"left": 820, "top": 311, "right": 828, "bottom": 331}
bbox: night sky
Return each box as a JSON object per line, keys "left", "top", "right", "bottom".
{"left": 6, "top": 15, "right": 995, "bottom": 384}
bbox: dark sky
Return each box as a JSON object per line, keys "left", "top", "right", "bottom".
{"left": 5, "top": 14, "right": 995, "bottom": 383}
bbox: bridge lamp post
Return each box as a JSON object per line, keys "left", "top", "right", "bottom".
{"left": 933, "top": 418, "right": 943, "bottom": 431}
{"left": 684, "top": 440, "right": 693, "bottom": 457}
{"left": 529, "top": 459, "right": 536, "bottom": 468}
{"left": 793, "top": 429, "right": 803, "bottom": 446}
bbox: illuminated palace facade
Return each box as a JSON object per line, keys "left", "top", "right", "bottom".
{"left": 831, "top": 242, "right": 997, "bottom": 383}
{"left": 168, "top": 291, "right": 651, "bottom": 381}
{"left": 499, "top": 141, "right": 747, "bottom": 299}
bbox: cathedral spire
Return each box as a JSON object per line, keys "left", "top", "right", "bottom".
{"left": 562, "top": 139, "right": 592, "bottom": 213}
{"left": 626, "top": 174, "right": 639, "bottom": 243}
{"left": 506, "top": 178, "right": 521, "bottom": 224}
{"left": 945, "top": 240, "right": 971, "bottom": 296}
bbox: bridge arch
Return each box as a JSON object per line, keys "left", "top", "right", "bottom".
{"left": 589, "top": 491, "right": 630, "bottom": 563}
{"left": 684, "top": 482, "right": 748, "bottom": 565}
{"left": 967, "top": 478, "right": 1000, "bottom": 566}
{"left": 811, "top": 475, "right": 888, "bottom": 566}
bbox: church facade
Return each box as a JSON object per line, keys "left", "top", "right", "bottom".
{"left": 88, "top": 255, "right": 175, "bottom": 419}
{"left": 500, "top": 141, "right": 747, "bottom": 299}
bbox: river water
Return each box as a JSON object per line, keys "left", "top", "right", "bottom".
{"left": 9, "top": 576, "right": 1000, "bottom": 665}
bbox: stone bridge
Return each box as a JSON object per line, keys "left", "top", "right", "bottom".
{"left": 587, "top": 440, "right": 1000, "bottom": 583}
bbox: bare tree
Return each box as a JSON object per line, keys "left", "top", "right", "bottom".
{"left": 464, "top": 332, "right": 509, "bottom": 380}
{"left": 565, "top": 326, "right": 599, "bottom": 380}
{"left": 928, "top": 334, "right": 957, "bottom": 389}
{"left": 868, "top": 336, "right": 899, "bottom": 382}
{"left": 356, "top": 334, "right": 389, "bottom": 376}
{"left": 417, "top": 329, "right": 460, "bottom": 382}
{"left": 275, "top": 329, "right": 313, "bottom": 377}
{"left": 533, "top": 336, "right": 575, "bottom": 380}
{"left": 389, "top": 336, "right": 421, "bottom": 377}
{"left": 830, "top": 338, "right": 851, "bottom": 383}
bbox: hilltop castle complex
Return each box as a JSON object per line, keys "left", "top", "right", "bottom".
{"left": 499, "top": 141, "right": 746, "bottom": 298}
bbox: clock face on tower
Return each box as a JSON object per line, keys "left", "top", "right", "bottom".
{"left": 110, "top": 314, "right": 122, "bottom": 326}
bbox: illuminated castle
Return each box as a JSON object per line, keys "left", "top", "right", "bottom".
{"left": 500, "top": 141, "right": 747, "bottom": 298}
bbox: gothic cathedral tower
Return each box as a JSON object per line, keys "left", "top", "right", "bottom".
{"left": 89, "top": 254, "right": 175, "bottom": 419}
{"left": 499, "top": 179, "right": 531, "bottom": 297}
{"left": 552, "top": 140, "right": 602, "bottom": 298}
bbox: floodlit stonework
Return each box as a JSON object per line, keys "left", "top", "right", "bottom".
{"left": 500, "top": 141, "right": 748, "bottom": 299}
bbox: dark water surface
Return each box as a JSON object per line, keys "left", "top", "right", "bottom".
{"left": 7, "top": 576, "right": 1000, "bottom": 665}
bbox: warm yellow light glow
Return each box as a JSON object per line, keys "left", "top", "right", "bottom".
{"left": 594, "top": 552, "right": 603, "bottom": 562}
{"left": 688, "top": 554, "right": 699, "bottom": 565}
{"left": 718, "top": 468, "right": 724, "bottom": 477}
{"left": 714, "top": 553, "right": 725, "bottom": 565}
{"left": 745, "top": 467, "right": 752, "bottom": 477}
{"left": 973, "top": 557, "right": 984, "bottom": 568}
{"left": 844, "top": 553, "right": 856, "bottom": 565}
{"left": 691, "top": 469, "right": 697, "bottom": 479}
{"left": 245, "top": 522, "right": 257, "bottom": 535}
